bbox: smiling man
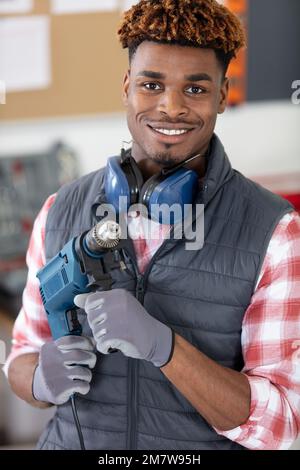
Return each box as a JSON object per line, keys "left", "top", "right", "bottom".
{"left": 123, "top": 42, "right": 227, "bottom": 177}
{"left": 5, "top": 0, "right": 300, "bottom": 451}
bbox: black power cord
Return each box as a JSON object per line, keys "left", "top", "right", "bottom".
{"left": 70, "top": 394, "right": 85, "bottom": 450}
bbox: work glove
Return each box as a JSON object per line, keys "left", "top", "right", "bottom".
{"left": 74, "top": 289, "right": 174, "bottom": 368}
{"left": 32, "top": 335, "right": 96, "bottom": 405}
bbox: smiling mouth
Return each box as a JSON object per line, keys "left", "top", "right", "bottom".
{"left": 147, "top": 125, "right": 194, "bottom": 137}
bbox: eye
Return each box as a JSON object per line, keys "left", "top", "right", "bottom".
{"left": 143, "top": 82, "right": 162, "bottom": 91}
{"left": 186, "top": 85, "right": 204, "bottom": 95}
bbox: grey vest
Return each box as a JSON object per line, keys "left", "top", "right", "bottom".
{"left": 37, "top": 135, "right": 292, "bottom": 450}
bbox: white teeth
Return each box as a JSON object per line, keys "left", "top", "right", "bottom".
{"left": 153, "top": 128, "right": 188, "bottom": 136}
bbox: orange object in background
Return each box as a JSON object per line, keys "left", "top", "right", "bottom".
{"left": 224, "top": 0, "right": 248, "bottom": 106}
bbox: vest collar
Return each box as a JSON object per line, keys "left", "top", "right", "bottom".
{"left": 197, "top": 134, "right": 234, "bottom": 205}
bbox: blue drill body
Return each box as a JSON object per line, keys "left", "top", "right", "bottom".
{"left": 37, "top": 238, "right": 89, "bottom": 340}
{"left": 37, "top": 223, "right": 122, "bottom": 340}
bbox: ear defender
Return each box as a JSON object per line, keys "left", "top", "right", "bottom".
{"left": 140, "top": 169, "right": 199, "bottom": 223}
{"left": 105, "top": 154, "right": 144, "bottom": 212}
{"left": 105, "top": 153, "right": 199, "bottom": 223}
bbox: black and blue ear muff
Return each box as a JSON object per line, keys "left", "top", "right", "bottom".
{"left": 105, "top": 153, "right": 199, "bottom": 223}
{"left": 140, "top": 168, "right": 199, "bottom": 224}
{"left": 105, "top": 155, "right": 144, "bottom": 213}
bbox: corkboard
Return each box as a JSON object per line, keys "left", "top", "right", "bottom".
{"left": 0, "top": 0, "right": 128, "bottom": 120}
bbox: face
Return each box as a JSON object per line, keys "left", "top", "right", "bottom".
{"left": 123, "top": 41, "right": 229, "bottom": 177}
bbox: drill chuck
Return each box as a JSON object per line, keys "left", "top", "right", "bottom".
{"left": 84, "top": 220, "right": 121, "bottom": 253}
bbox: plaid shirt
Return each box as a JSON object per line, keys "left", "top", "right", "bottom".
{"left": 4, "top": 193, "right": 300, "bottom": 450}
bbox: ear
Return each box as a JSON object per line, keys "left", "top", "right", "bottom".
{"left": 218, "top": 77, "right": 229, "bottom": 114}
{"left": 122, "top": 70, "right": 130, "bottom": 106}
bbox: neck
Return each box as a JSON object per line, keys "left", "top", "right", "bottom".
{"left": 131, "top": 143, "right": 210, "bottom": 180}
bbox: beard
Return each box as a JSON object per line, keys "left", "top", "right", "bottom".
{"left": 152, "top": 153, "right": 176, "bottom": 167}
{"left": 150, "top": 145, "right": 181, "bottom": 167}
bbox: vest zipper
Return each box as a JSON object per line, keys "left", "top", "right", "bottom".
{"left": 127, "top": 235, "right": 174, "bottom": 449}
{"left": 127, "top": 274, "right": 144, "bottom": 450}
{"left": 136, "top": 275, "right": 145, "bottom": 302}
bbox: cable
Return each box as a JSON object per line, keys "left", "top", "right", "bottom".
{"left": 70, "top": 394, "right": 86, "bottom": 450}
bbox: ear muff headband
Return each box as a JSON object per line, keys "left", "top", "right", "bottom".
{"left": 120, "top": 156, "right": 143, "bottom": 204}
{"left": 139, "top": 173, "right": 166, "bottom": 207}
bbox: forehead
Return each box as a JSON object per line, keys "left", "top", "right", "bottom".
{"left": 130, "top": 41, "right": 221, "bottom": 77}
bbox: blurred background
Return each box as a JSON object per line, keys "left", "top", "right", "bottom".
{"left": 0, "top": 0, "right": 299, "bottom": 449}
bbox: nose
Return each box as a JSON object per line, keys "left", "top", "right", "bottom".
{"left": 157, "top": 89, "right": 189, "bottom": 120}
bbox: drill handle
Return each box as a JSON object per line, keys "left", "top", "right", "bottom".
{"left": 45, "top": 305, "right": 82, "bottom": 340}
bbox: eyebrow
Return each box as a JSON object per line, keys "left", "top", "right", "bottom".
{"left": 185, "top": 73, "right": 213, "bottom": 82}
{"left": 136, "top": 70, "right": 213, "bottom": 82}
{"left": 136, "top": 70, "right": 165, "bottom": 79}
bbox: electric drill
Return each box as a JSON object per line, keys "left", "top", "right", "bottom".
{"left": 37, "top": 220, "right": 124, "bottom": 340}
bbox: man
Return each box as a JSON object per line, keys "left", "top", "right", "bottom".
{"left": 4, "top": 0, "right": 300, "bottom": 450}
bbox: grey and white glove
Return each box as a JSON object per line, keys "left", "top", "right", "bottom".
{"left": 32, "top": 335, "right": 96, "bottom": 405}
{"left": 74, "top": 289, "right": 174, "bottom": 368}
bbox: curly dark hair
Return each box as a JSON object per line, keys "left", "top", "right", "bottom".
{"left": 118, "top": 0, "right": 246, "bottom": 75}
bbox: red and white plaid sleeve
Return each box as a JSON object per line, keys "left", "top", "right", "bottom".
{"left": 3, "top": 194, "right": 56, "bottom": 376}
{"left": 215, "top": 211, "right": 300, "bottom": 449}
